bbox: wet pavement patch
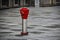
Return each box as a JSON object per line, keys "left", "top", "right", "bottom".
{"left": 58, "top": 10, "right": 60, "bottom": 12}
{"left": 30, "top": 31, "right": 44, "bottom": 34}
{"left": 10, "top": 11, "right": 19, "bottom": 13}
{"left": 11, "top": 29, "right": 22, "bottom": 31}
{"left": 7, "top": 39, "right": 27, "bottom": 40}
{"left": 38, "top": 29, "right": 51, "bottom": 31}
{"left": 9, "top": 25, "right": 18, "bottom": 27}
{"left": 0, "top": 35, "right": 2, "bottom": 37}
{"left": 8, "top": 15, "right": 19, "bottom": 17}
{"left": 27, "top": 27, "right": 35, "bottom": 29}
{"left": 0, "top": 32, "right": 12, "bottom": 34}
{"left": 57, "top": 13, "right": 60, "bottom": 15}
{"left": 5, "top": 22, "right": 12, "bottom": 23}
{"left": 0, "top": 34, "right": 7, "bottom": 37}
{"left": 30, "top": 25, "right": 39, "bottom": 26}
{"left": 53, "top": 17, "right": 60, "bottom": 20}
{"left": 44, "top": 24, "right": 60, "bottom": 28}
{"left": 0, "top": 24, "right": 6, "bottom": 26}
{"left": 50, "top": 36, "right": 60, "bottom": 38}
{"left": 32, "top": 17, "right": 46, "bottom": 19}
{"left": 57, "top": 39, "right": 60, "bottom": 40}
{"left": 15, "top": 34, "right": 25, "bottom": 37}
{"left": 0, "top": 12, "right": 8, "bottom": 15}
{"left": 42, "top": 12, "right": 52, "bottom": 14}
{"left": 0, "top": 21, "right": 5, "bottom": 22}
{"left": 56, "top": 32, "right": 60, "bottom": 34}
{"left": 33, "top": 17, "right": 53, "bottom": 19}
{"left": 0, "top": 27, "right": 9, "bottom": 29}
{"left": 0, "top": 18, "right": 6, "bottom": 20}
{"left": 33, "top": 17, "right": 41, "bottom": 19}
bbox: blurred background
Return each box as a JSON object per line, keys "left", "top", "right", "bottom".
{"left": 0, "top": 0, "right": 60, "bottom": 40}
{"left": 0, "top": 0, "right": 60, "bottom": 9}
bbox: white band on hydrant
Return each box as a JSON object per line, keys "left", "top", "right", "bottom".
{"left": 22, "top": 19, "right": 27, "bottom": 33}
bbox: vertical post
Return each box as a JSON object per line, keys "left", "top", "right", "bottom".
{"left": 9, "top": 0, "right": 12, "bottom": 7}
{"left": 0, "top": 0, "right": 2, "bottom": 9}
{"left": 9, "top": 0, "right": 10, "bottom": 7}
{"left": 20, "top": 0, "right": 24, "bottom": 6}
{"left": 30, "top": 0, "right": 31, "bottom": 6}
{"left": 12, "top": 0, "right": 15, "bottom": 7}
{"left": 39, "top": 0, "right": 40, "bottom": 7}
{"left": 24, "top": 0, "right": 26, "bottom": 6}
{"left": 19, "top": 0, "right": 20, "bottom": 6}
{"left": 35, "top": 0, "right": 39, "bottom": 7}
{"left": 54, "top": 0, "right": 56, "bottom": 5}
{"left": 50, "top": 0, "right": 52, "bottom": 6}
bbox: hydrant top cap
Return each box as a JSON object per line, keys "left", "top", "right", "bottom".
{"left": 20, "top": 7, "right": 29, "bottom": 11}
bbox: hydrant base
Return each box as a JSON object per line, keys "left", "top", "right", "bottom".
{"left": 21, "top": 32, "right": 28, "bottom": 35}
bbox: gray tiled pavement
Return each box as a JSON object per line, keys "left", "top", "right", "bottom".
{"left": 0, "top": 6, "right": 60, "bottom": 40}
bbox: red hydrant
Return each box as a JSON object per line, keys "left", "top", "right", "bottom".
{"left": 20, "top": 7, "right": 29, "bottom": 35}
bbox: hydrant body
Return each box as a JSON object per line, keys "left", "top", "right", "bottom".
{"left": 20, "top": 7, "right": 29, "bottom": 35}
{"left": 20, "top": 7, "right": 29, "bottom": 19}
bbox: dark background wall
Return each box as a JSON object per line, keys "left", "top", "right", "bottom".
{"left": 56, "top": 0, "right": 60, "bottom": 6}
